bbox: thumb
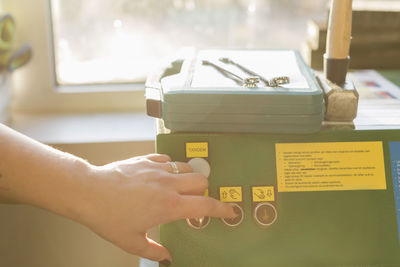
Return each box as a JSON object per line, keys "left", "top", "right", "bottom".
{"left": 138, "top": 236, "right": 172, "bottom": 264}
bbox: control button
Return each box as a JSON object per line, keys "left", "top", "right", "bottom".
{"left": 253, "top": 202, "right": 277, "bottom": 227}
{"left": 188, "top": 157, "right": 211, "bottom": 178}
{"left": 186, "top": 216, "right": 210, "bottom": 229}
{"left": 221, "top": 203, "right": 244, "bottom": 227}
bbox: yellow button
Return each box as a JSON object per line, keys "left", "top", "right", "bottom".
{"left": 219, "top": 187, "right": 242, "bottom": 202}
{"left": 252, "top": 186, "right": 275, "bottom": 202}
{"left": 186, "top": 142, "right": 208, "bottom": 158}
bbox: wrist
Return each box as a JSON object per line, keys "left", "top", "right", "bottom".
{"left": 64, "top": 160, "right": 101, "bottom": 225}
{"left": 70, "top": 163, "right": 117, "bottom": 228}
{"left": 32, "top": 156, "right": 101, "bottom": 226}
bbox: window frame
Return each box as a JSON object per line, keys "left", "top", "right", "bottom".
{"left": 4, "top": 0, "right": 146, "bottom": 114}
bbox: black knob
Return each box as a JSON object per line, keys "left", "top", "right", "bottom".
{"left": 186, "top": 216, "right": 210, "bottom": 229}
{"left": 253, "top": 202, "right": 277, "bottom": 227}
{"left": 221, "top": 203, "right": 244, "bottom": 227}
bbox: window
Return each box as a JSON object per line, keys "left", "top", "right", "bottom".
{"left": 50, "top": 0, "right": 330, "bottom": 86}
{"left": 7, "top": 0, "right": 332, "bottom": 112}
{"left": 8, "top": 0, "right": 392, "bottom": 113}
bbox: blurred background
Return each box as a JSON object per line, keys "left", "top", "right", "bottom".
{"left": 51, "top": 0, "right": 330, "bottom": 85}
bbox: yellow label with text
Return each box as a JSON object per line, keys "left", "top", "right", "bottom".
{"left": 219, "top": 187, "right": 242, "bottom": 202}
{"left": 252, "top": 186, "right": 275, "bottom": 202}
{"left": 276, "top": 141, "right": 386, "bottom": 192}
{"left": 186, "top": 142, "right": 208, "bottom": 158}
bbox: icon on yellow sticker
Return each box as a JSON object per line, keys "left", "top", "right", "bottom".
{"left": 219, "top": 187, "right": 242, "bottom": 202}
{"left": 252, "top": 186, "right": 275, "bottom": 202}
{"left": 186, "top": 142, "right": 209, "bottom": 158}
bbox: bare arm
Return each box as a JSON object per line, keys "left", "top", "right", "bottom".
{"left": 0, "top": 123, "right": 235, "bottom": 264}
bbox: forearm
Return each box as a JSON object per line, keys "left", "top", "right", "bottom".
{"left": 0, "top": 123, "right": 93, "bottom": 222}
{"left": 0, "top": 124, "right": 235, "bottom": 263}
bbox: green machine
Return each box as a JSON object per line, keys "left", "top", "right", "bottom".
{"left": 156, "top": 128, "right": 400, "bottom": 267}
{"left": 145, "top": 49, "right": 400, "bottom": 267}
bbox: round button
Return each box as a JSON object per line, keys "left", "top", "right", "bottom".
{"left": 188, "top": 158, "right": 211, "bottom": 178}
{"left": 186, "top": 216, "right": 210, "bottom": 230}
{"left": 253, "top": 202, "right": 277, "bottom": 227}
{"left": 221, "top": 203, "right": 244, "bottom": 227}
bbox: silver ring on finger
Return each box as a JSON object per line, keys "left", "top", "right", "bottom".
{"left": 168, "top": 161, "right": 180, "bottom": 174}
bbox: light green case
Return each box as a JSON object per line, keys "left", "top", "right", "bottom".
{"left": 146, "top": 49, "right": 324, "bottom": 133}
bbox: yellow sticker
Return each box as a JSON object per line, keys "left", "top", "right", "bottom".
{"left": 204, "top": 189, "right": 209, "bottom": 197}
{"left": 252, "top": 186, "right": 275, "bottom": 202}
{"left": 276, "top": 141, "right": 386, "bottom": 192}
{"left": 186, "top": 142, "right": 208, "bottom": 158}
{"left": 219, "top": 187, "right": 242, "bottom": 202}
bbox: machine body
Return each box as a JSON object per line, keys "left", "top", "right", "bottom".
{"left": 157, "top": 127, "right": 400, "bottom": 267}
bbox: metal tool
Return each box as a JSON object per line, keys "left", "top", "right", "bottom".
{"left": 219, "top": 57, "right": 270, "bottom": 86}
{"left": 202, "top": 60, "right": 260, "bottom": 88}
{"left": 219, "top": 57, "right": 290, "bottom": 87}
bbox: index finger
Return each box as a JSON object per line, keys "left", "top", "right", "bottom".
{"left": 172, "top": 195, "right": 236, "bottom": 220}
{"left": 145, "top": 154, "right": 171, "bottom": 163}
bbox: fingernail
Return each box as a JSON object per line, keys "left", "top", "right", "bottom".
{"left": 229, "top": 204, "right": 238, "bottom": 218}
{"left": 159, "top": 259, "right": 171, "bottom": 266}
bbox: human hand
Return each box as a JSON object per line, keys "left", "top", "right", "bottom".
{"left": 0, "top": 124, "right": 234, "bottom": 264}
{"left": 80, "top": 154, "right": 236, "bottom": 264}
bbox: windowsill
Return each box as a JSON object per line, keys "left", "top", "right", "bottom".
{"left": 9, "top": 112, "right": 157, "bottom": 164}
{"left": 10, "top": 111, "right": 156, "bottom": 145}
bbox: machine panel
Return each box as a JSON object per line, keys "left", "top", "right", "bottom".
{"left": 157, "top": 129, "right": 400, "bottom": 267}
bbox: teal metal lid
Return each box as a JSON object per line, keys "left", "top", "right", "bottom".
{"left": 161, "top": 50, "right": 323, "bottom": 104}
{"left": 147, "top": 49, "right": 324, "bottom": 133}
